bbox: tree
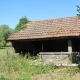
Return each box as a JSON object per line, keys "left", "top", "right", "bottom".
{"left": 0, "top": 34, "right": 5, "bottom": 47}
{"left": 0, "top": 25, "right": 14, "bottom": 47}
{"left": 0, "top": 25, "right": 14, "bottom": 41}
{"left": 15, "top": 16, "right": 30, "bottom": 31}
{"left": 76, "top": 5, "right": 80, "bottom": 18}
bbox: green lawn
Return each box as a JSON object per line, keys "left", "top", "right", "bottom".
{"left": 0, "top": 47, "right": 13, "bottom": 58}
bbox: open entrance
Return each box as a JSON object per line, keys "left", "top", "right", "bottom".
{"left": 72, "top": 38, "right": 80, "bottom": 52}
{"left": 12, "top": 39, "right": 68, "bottom": 53}
{"left": 32, "top": 39, "right": 68, "bottom": 52}
{"left": 41, "top": 39, "right": 68, "bottom": 52}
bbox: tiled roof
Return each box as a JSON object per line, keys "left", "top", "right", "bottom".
{"left": 8, "top": 17, "right": 80, "bottom": 40}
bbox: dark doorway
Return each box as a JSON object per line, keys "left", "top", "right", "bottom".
{"left": 72, "top": 38, "right": 80, "bottom": 52}
{"left": 41, "top": 39, "right": 68, "bottom": 52}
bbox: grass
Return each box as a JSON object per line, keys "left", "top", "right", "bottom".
{"left": 0, "top": 47, "right": 80, "bottom": 80}
{"left": 0, "top": 47, "right": 55, "bottom": 80}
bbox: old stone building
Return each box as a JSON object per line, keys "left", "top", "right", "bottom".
{"left": 8, "top": 17, "right": 80, "bottom": 63}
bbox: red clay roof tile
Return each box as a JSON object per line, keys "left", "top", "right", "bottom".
{"left": 8, "top": 17, "right": 80, "bottom": 40}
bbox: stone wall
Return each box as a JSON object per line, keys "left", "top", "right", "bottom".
{"left": 39, "top": 52, "right": 71, "bottom": 63}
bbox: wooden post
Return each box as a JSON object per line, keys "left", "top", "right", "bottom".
{"left": 42, "top": 42, "right": 43, "bottom": 51}
{"left": 68, "top": 40, "right": 72, "bottom": 53}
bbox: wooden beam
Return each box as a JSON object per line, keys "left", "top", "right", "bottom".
{"left": 68, "top": 40, "right": 72, "bottom": 52}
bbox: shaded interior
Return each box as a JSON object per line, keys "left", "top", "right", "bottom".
{"left": 12, "top": 39, "right": 68, "bottom": 53}
{"left": 12, "top": 38, "right": 80, "bottom": 54}
{"left": 72, "top": 38, "right": 80, "bottom": 52}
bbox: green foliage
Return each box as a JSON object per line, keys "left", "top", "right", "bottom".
{"left": 69, "top": 53, "right": 80, "bottom": 64}
{"left": 0, "top": 47, "right": 55, "bottom": 80}
{"left": 15, "top": 16, "right": 30, "bottom": 31}
{"left": 33, "top": 63, "right": 55, "bottom": 74}
{"left": 0, "top": 76, "right": 10, "bottom": 80}
{"left": 0, "top": 34, "right": 6, "bottom": 47}
{"left": 16, "top": 73, "right": 32, "bottom": 80}
{"left": 0, "top": 47, "right": 80, "bottom": 80}
{"left": 6, "top": 42, "right": 12, "bottom": 47}
{"left": 76, "top": 5, "right": 80, "bottom": 18}
{"left": 0, "top": 25, "right": 13, "bottom": 47}
{"left": 0, "top": 25, "right": 14, "bottom": 41}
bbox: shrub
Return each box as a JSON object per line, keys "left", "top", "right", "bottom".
{"left": 6, "top": 42, "right": 12, "bottom": 47}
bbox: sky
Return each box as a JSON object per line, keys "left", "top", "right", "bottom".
{"left": 0, "top": 0, "right": 80, "bottom": 29}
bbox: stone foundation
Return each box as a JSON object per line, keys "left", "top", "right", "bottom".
{"left": 39, "top": 52, "right": 71, "bottom": 64}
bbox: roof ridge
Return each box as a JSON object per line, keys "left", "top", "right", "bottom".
{"left": 28, "top": 16, "right": 76, "bottom": 23}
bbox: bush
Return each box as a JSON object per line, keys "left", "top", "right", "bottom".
{"left": 6, "top": 42, "right": 12, "bottom": 47}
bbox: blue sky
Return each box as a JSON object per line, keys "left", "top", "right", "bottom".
{"left": 0, "top": 0, "right": 80, "bottom": 29}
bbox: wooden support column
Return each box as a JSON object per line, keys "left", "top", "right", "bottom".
{"left": 42, "top": 42, "right": 43, "bottom": 51}
{"left": 68, "top": 39, "right": 72, "bottom": 53}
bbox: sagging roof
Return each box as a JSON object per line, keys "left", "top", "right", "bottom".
{"left": 8, "top": 16, "right": 80, "bottom": 40}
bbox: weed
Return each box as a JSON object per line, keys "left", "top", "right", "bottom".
{"left": 0, "top": 47, "right": 80, "bottom": 80}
